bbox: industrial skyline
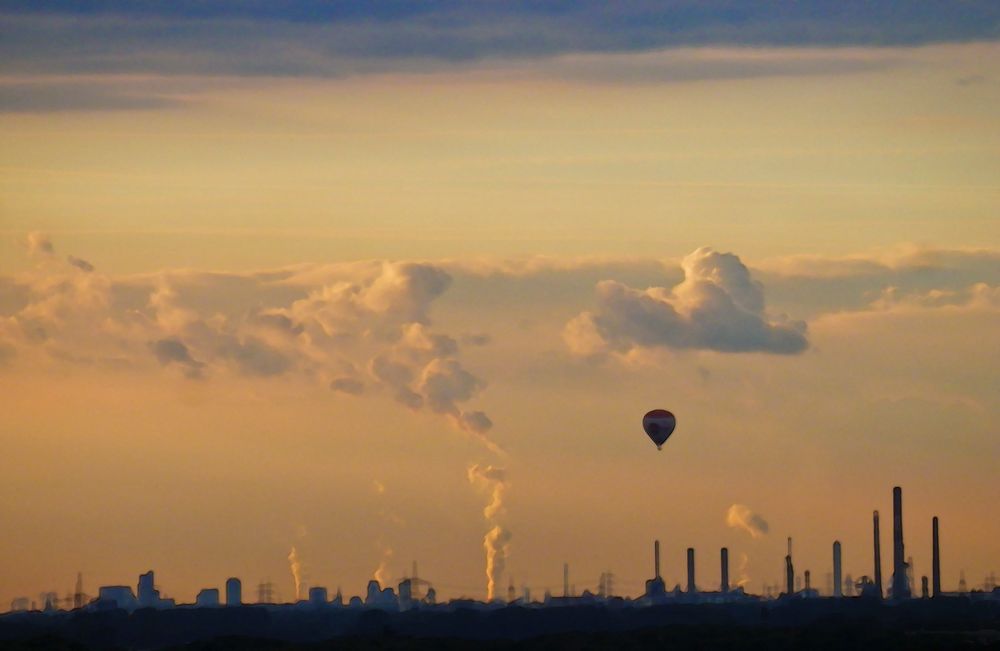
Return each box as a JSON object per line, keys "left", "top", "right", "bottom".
{"left": 7, "top": 486, "right": 997, "bottom": 614}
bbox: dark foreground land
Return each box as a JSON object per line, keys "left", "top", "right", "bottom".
{"left": 2, "top": 598, "right": 999, "bottom": 650}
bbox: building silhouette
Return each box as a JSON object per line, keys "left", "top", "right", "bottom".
{"left": 225, "top": 578, "right": 241, "bottom": 607}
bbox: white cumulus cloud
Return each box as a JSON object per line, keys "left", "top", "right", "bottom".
{"left": 564, "top": 247, "right": 808, "bottom": 357}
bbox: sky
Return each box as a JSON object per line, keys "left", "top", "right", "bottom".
{"left": 1, "top": 2, "right": 998, "bottom": 606}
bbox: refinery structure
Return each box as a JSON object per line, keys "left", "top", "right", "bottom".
{"left": 6, "top": 486, "right": 998, "bottom": 615}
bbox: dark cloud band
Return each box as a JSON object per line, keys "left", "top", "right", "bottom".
{"left": 2, "top": 2, "right": 997, "bottom": 81}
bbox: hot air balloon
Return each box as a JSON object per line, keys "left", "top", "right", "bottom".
{"left": 642, "top": 409, "right": 676, "bottom": 450}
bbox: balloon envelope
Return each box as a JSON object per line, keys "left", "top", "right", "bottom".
{"left": 642, "top": 409, "right": 676, "bottom": 449}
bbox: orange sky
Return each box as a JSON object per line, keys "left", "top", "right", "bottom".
{"left": 1, "top": 40, "right": 998, "bottom": 606}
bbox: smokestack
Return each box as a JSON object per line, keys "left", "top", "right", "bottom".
{"left": 785, "top": 555, "right": 794, "bottom": 596}
{"left": 892, "top": 486, "right": 911, "bottom": 599}
{"left": 932, "top": 516, "right": 941, "bottom": 597}
{"left": 804, "top": 570, "right": 811, "bottom": 592}
{"left": 654, "top": 540, "right": 661, "bottom": 579}
{"left": 921, "top": 576, "right": 929, "bottom": 598}
{"left": 563, "top": 563, "right": 569, "bottom": 598}
{"left": 833, "top": 541, "right": 843, "bottom": 598}
{"left": 873, "top": 510, "right": 884, "bottom": 598}
{"left": 73, "top": 573, "right": 83, "bottom": 610}
{"left": 687, "top": 548, "right": 696, "bottom": 593}
{"left": 720, "top": 548, "right": 729, "bottom": 593}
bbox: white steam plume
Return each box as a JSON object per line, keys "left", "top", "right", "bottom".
{"left": 738, "top": 552, "right": 751, "bottom": 588}
{"left": 371, "top": 479, "right": 400, "bottom": 587}
{"left": 726, "top": 504, "right": 770, "bottom": 539}
{"left": 468, "top": 464, "right": 511, "bottom": 602}
{"left": 288, "top": 546, "right": 303, "bottom": 601}
{"left": 373, "top": 545, "right": 394, "bottom": 587}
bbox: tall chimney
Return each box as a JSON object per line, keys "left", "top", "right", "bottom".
{"left": 563, "top": 563, "right": 569, "bottom": 598}
{"left": 720, "top": 548, "right": 729, "bottom": 593}
{"left": 804, "top": 570, "right": 811, "bottom": 592}
{"left": 833, "top": 541, "right": 843, "bottom": 598}
{"left": 892, "top": 486, "right": 911, "bottom": 599}
{"left": 786, "top": 535, "right": 794, "bottom": 596}
{"left": 654, "top": 540, "right": 661, "bottom": 579}
{"left": 687, "top": 548, "right": 696, "bottom": 593}
{"left": 873, "top": 510, "right": 884, "bottom": 598}
{"left": 73, "top": 572, "right": 84, "bottom": 610}
{"left": 932, "top": 516, "right": 941, "bottom": 597}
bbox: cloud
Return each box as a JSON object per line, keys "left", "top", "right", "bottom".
{"left": 726, "top": 504, "right": 769, "bottom": 539}
{"left": 41, "top": 244, "right": 501, "bottom": 446}
{"left": 461, "top": 333, "right": 492, "bottom": 347}
{"left": 285, "top": 262, "right": 451, "bottom": 340}
{"left": 419, "top": 358, "right": 485, "bottom": 417}
{"left": 534, "top": 47, "right": 893, "bottom": 85}
{"left": 871, "top": 283, "right": 1000, "bottom": 311}
{"left": 362, "top": 263, "right": 452, "bottom": 324}
{"left": 26, "top": 232, "right": 54, "bottom": 257}
{"left": 330, "top": 376, "right": 365, "bottom": 395}
{"left": 67, "top": 256, "right": 95, "bottom": 273}
{"left": 7, "top": 239, "right": 995, "bottom": 453}
{"left": 0, "top": 341, "right": 15, "bottom": 366}
{"left": 146, "top": 281, "right": 299, "bottom": 379}
{"left": 459, "top": 411, "right": 493, "bottom": 435}
{"left": 2, "top": 4, "right": 997, "bottom": 83}
{"left": 957, "top": 74, "right": 988, "bottom": 86}
{"left": 363, "top": 321, "right": 495, "bottom": 447}
{"left": 756, "top": 246, "right": 1000, "bottom": 317}
{"left": 150, "top": 337, "right": 203, "bottom": 377}
{"left": 370, "top": 353, "right": 424, "bottom": 409}
{"left": 2, "top": 240, "right": 496, "bottom": 445}
{"left": 215, "top": 335, "right": 293, "bottom": 377}
{"left": 0, "top": 81, "right": 180, "bottom": 114}
{"left": 253, "top": 312, "right": 304, "bottom": 335}
{"left": 565, "top": 247, "right": 808, "bottom": 357}
{"left": 756, "top": 245, "right": 1000, "bottom": 280}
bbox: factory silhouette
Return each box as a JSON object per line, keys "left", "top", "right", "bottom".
{"left": 3, "top": 486, "right": 998, "bottom": 648}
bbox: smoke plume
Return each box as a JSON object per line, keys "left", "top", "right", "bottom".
{"left": 373, "top": 545, "right": 394, "bottom": 587}
{"left": 370, "top": 479, "right": 401, "bottom": 587}
{"left": 288, "top": 546, "right": 302, "bottom": 601}
{"left": 468, "top": 464, "right": 511, "bottom": 601}
{"left": 726, "top": 504, "right": 770, "bottom": 539}
{"left": 738, "top": 552, "right": 751, "bottom": 588}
